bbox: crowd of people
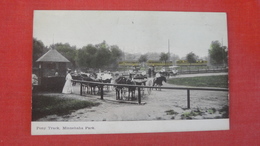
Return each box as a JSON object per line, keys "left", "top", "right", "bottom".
{"left": 32, "top": 66, "right": 177, "bottom": 94}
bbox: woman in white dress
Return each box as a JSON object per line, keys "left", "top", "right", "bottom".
{"left": 62, "top": 70, "right": 74, "bottom": 94}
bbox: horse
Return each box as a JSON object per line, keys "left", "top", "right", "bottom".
{"left": 81, "top": 73, "right": 101, "bottom": 95}
{"left": 115, "top": 76, "right": 127, "bottom": 100}
{"left": 126, "top": 78, "right": 136, "bottom": 101}
{"left": 153, "top": 76, "right": 167, "bottom": 90}
{"left": 115, "top": 76, "right": 136, "bottom": 100}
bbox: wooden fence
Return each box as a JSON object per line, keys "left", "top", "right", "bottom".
{"left": 73, "top": 80, "right": 228, "bottom": 109}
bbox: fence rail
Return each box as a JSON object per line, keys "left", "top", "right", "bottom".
{"left": 72, "top": 80, "right": 228, "bottom": 109}
{"left": 178, "top": 66, "right": 228, "bottom": 74}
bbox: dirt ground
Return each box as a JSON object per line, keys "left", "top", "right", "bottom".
{"left": 36, "top": 73, "right": 229, "bottom": 121}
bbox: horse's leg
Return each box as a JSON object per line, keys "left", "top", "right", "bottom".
{"left": 116, "top": 88, "right": 118, "bottom": 100}
{"left": 117, "top": 88, "right": 118, "bottom": 99}
{"left": 130, "top": 88, "right": 134, "bottom": 101}
{"left": 120, "top": 88, "right": 123, "bottom": 100}
{"left": 132, "top": 89, "right": 135, "bottom": 100}
{"left": 118, "top": 89, "right": 121, "bottom": 100}
{"left": 117, "top": 88, "right": 120, "bottom": 100}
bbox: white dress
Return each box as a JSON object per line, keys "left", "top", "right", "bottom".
{"left": 62, "top": 73, "right": 74, "bottom": 94}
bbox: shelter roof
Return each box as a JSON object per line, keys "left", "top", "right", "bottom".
{"left": 36, "top": 49, "right": 70, "bottom": 62}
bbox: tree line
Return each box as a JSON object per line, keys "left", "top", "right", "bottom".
{"left": 33, "top": 39, "right": 124, "bottom": 70}
{"left": 182, "top": 40, "right": 228, "bottom": 66}
{"left": 33, "top": 38, "right": 228, "bottom": 71}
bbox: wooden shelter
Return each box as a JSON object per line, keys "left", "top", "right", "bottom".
{"left": 35, "top": 48, "right": 70, "bottom": 92}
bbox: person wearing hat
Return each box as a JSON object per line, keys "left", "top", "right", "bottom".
{"left": 62, "top": 69, "right": 74, "bottom": 94}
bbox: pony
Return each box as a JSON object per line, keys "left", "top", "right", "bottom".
{"left": 81, "top": 73, "right": 101, "bottom": 95}
{"left": 126, "top": 79, "right": 136, "bottom": 101}
{"left": 115, "top": 76, "right": 127, "bottom": 100}
{"left": 115, "top": 76, "right": 136, "bottom": 100}
{"left": 153, "top": 76, "right": 167, "bottom": 90}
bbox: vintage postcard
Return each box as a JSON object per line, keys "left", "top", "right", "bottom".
{"left": 32, "top": 10, "right": 229, "bottom": 135}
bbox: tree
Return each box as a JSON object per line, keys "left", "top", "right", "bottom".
{"left": 32, "top": 38, "right": 48, "bottom": 67}
{"left": 208, "top": 40, "right": 228, "bottom": 66}
{"left": 110, "top": 45, "right": 123, "bottom": 69}
{"left": 96, "top": 48, "right": 111, "bottom": 68}
{"left": 186, "top": 52, "right": 197, "bottom": 65}
{"left": 77, "top": 44, "right": 97, "bottom": 68}
{"left": 77, "top": 42, "right": 123, "bottom": 70}
{"left": 138, "top": 54, "right": 148, "bottom": 63}
{"left": 95, "top": 40, "right": 108, "bottom": 50}
{"left": 159, "top": 52, "right": 169, "bottom": 65}
{"left": 95, "top": 41, "right": 112, "bottom": 69}
{"left": 138, "top": 54, "right": 148, "bottom": 67}
{"left": 76, "top": 49, "right": 88, "bottom": 68}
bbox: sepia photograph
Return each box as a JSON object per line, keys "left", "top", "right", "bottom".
{"left": 31, "top": 10, "right": 229, "bottom": 135}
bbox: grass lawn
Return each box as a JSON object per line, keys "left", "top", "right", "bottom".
{"left": 168, "top": 75, "right": 228, "bottom": 88}
{"left": 32, "top": 94, "right": 100, "bottom": 121}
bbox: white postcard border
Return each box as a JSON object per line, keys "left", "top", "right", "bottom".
{"left": 32, "top": 119, "right": 229, "bottom": 135}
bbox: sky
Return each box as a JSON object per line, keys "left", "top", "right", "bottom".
{"left": 33, "top": 10, "right": 228, "bottom": 58}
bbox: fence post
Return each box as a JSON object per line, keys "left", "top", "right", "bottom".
{"left": 187, "top": 89, "right": 190, "bottom": 109}
{"left": 100, "top": 85, "right": 104, "bottom": 100}
{"left": 80, "top": 83, "right": 83, "bottom": 96}
{"left": 138, "top": 87, "right": 141, "bottom": 104}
